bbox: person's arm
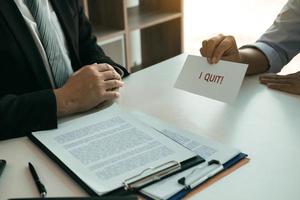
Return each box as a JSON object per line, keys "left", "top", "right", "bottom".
{"left": 0, "top": 63, "right": 124, "bottom": 140}
{"left": 0, "top": 90, "right": 57, "bottom": 140}
{"left": 239, "top": 48, "right": 269, "bottom": 75}
{"left": 200, "top": 35, "right": 269, "bottom": 75}
{"left": 53, "top": 3, "right": 128, "bottom": 118}
{"left": 77, "top": 2, "right": 129, "bottom": 77}
{"left": 250, "top": 0, "right": 300, "bottom": 73}
{"left": 201, "top": 0, "right": 300, "bottom": 74}
{"left": 0, "top": 2, "right": 128, "bottom": 140}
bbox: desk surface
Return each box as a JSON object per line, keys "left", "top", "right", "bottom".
{"left": 1, "top": 54, "right": 300, "bottom": 200}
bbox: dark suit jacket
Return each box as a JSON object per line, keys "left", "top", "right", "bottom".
{"left": 0, "top": 0, "right": 129, "bottom": 140}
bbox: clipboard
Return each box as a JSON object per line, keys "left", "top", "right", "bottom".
{"left": 28, "top": 134, "right": 205, "bottom": 197}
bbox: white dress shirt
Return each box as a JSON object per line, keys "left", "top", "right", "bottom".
{"left": 14, "top": 0, "right": 73, "bottom": 87}
{"left": 243, "top": 0, "right": 300, "bottom": 73}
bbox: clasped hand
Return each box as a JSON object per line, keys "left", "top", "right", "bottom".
{"left": 54, "top": 63, "right": 124, "bottom": 116}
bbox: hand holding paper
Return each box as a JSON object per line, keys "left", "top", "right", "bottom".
{"left": 175, "top": 55, "right": 248, "bottom": 103}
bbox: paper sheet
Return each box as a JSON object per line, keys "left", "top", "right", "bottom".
{"left": 32, "top": 105, "right": 196, "bottom": 195}
{"left": 175, "top": 55, "right": 248, "bottom": 103}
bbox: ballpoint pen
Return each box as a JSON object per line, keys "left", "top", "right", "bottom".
{"left": 28, "top": 162, "right": 47, "bottom": 198}
{"left": 0, "top": 159, "right": 6, "bottom": 177}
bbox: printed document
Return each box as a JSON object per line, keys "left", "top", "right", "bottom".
{"left": 32, "top": 105, "right": 196, "bottom": 195}
{"left": 175, "top": 55, "right": 248, "bottom": 103}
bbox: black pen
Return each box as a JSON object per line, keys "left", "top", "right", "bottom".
{"left": 0, "top": 159, "right": 6, "bottom": 177}
{"left": 28, "top": 162, "right": 47, "bottom": 198}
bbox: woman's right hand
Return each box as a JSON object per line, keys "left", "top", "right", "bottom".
{"left": 200, "top": 34, "right": 241, "bottom": 64}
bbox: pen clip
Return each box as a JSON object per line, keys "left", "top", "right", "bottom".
{"left": 123, "top": 160, "right": 181, "bottom": 191}
{"left": 178, "top": 159, "right": 221, "bottom": 186}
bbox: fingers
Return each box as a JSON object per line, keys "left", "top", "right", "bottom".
{"left": 200, "top": 40, "right": 208, "bottom": 56}
{"left": 259, "top": 73, "right": 300, "bottom": 94}
{"left": 99, "top": 81, "right": 122, "bottom": 102}
{"left": 266, "top": 83, "right": 295, "bottom": 93}
{"left": 94, "top": 63, "right": 115, "bottom": 72}
{"left": 201, "top": 34, "right": 225, "bottom": 63}
{"left": 104, "top": 80, "right": 124, "bottom": 90}
{"left": 259, "top": 74, "right": 281, "bottom": 80}
{"left": 102, "top": 91, "right": 120, "bottom": 100}
{"left": 212, "top": 37, "right": 233, "bottom": 63}
{"left": 95, "top": 63, "right": 121, "bottom": 80}
{"left": 260, "top": 73, "right": 299, "bottom": 79}
{"left": 101, "top": 69, "right": 121, "bottom": 80}
{"left": 200, "top": 34, "right": 239, "bottom": 64}
{"left": 259, "top": 74, "right": 293, "bottom": 84}
{"left": 260, "top": 78, "right": 291, "bottom": 85}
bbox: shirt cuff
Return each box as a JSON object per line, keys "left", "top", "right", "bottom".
{"left": 240, "top": 42, "right": 284, "bottom": 73}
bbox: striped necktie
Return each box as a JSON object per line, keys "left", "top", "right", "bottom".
{"left": 24, "top": 0, "right": 72, "bottom": 88}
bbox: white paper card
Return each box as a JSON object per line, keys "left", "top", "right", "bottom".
{"left": 174, "top": 55, "right": 248, "bottom": 103}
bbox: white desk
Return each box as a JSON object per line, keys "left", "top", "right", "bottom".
{"left": 1, "top": 54, "right": 300, "bottom": 200}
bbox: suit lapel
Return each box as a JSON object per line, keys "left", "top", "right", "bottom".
{"left": 0, "top": 1, "right": 52, "bottom": 89}
{"left": 50, "top": 0, "right": 81, "bottom": 69}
